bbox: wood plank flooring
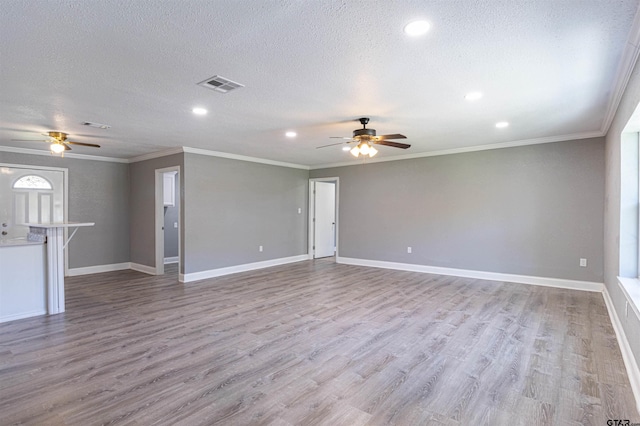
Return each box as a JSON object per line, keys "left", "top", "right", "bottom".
{"left": 0, "top": 259, "right": 638, "bottom": 425}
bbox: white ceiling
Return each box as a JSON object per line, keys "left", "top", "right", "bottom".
{"left": 1, "top": 0, "right": 639, "bottom": 167}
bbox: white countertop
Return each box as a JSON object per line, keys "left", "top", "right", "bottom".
{"left": 21, "top": 222, "right": 95, "bottom": 228}
{"left": 0, "top": 238, "right": 44, "bottom": 247}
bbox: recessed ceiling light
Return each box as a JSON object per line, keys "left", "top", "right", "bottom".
{"left": 465, "top": 92, "right": 483, "bottom": 101}
{"left": 285, "top": 131, "right": 297, "bottom": 138}
{"left": 495, "top": 121, "right": 509, "bottom": 128}
{"left": 192, "top": 107, "right": 207, "bottom": 115}
{"left": 404, "top": 20, "right": 431, "bottom": 37}
{"left": 342, "top": 146, "right": 351, "bottom": 151}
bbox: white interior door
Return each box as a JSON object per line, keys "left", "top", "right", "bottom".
{"left": 314, "top": 181, "right": 336, "bottom": 258}
{"left": 0, "top": 167, "right": 64, "bottom": 241}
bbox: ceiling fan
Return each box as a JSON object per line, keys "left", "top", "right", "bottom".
{"left": 12, "top": 131, "right": 101, "bottom": 154}
{"left": 318, "top": 117, "right": 410, "bottom": 158}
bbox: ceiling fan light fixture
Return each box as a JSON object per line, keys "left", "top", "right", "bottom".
{"left": 50, "top": 143, "right": 65, "bottom": 154}
{"left": 359, "top": 142, "right": 370, "bottom": 156}
{"left": 350, "top": 146, "right": 360, "bottom": 157}
{"left": 368, "top": 146, "right": 378, "bottom": 157}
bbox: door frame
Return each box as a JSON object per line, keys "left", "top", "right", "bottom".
{"left": 308, "top": 177, "right": 339, "bottom": 259}
{"left": 155, "top": 166, "right": 181, "bottom": 276}
{"left": 0, "top": 163, "right": 69, "bottom": 273}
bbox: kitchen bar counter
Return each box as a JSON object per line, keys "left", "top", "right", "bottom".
{"left": 0, "top": 241, "right": 46, "bottom": 322}
{"left": 0, "top": 222, "right": 94, "bottom": 322}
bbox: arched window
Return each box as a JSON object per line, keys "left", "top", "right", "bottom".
{"left": 12, "top": 175, "right": 53, "bottom": 190}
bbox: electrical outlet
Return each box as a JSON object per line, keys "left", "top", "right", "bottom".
{"left": 579, "top": 258, "right": 587, "bottom": 267}
{"left": 173, "top": 222, "right": 178, "bottom": 228}
{"left": 298, "top": 208, "right": 301, "bottom": 214}
{"left": 259, "top": 245, "right": 263, "bottom": 252}
{"left": 407, "top": 247, "right": 412, "bottom": 254}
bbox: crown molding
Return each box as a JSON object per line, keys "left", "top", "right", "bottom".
{"left": 0, "top": 145, "right": 129, "bottom": 163}
{"left": 309, "top": 130, "right": 604, "bottom": 170}
{"left": 182, "top": 147, "right": 310, "bottom": 170}
{"left": 0, "top": 128, "right": 608, "bottom": 170}
{"left": 127, "top": 147, "right": 184, "bottom": 163}
{"left": 601, "top": 3, "right": 640, "bottom": 134}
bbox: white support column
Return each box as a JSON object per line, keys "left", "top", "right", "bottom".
{"left": 24, "top": 222, "right": 94, "bottom": 316}
{"left": 46, "top": 227, "right": 65, "bottom": 314}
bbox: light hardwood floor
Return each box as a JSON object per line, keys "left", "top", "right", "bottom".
{"left": 0, "top": 259, "right": 638, "bottom": 425}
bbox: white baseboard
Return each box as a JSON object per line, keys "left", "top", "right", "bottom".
{"left": 336, "top": 257, "right": 604, "bottom": 292}
{"left": 0, "top": 309, "right": 46, "bottom": 324}
{"left": 67, "top": 262, "right": 131, "bottom": 277}
{"left": 182, "top": 254, "right": 308, "bottom": 283}
{"left": 164, "top": 256, "right": 179, "bottom": 264}
{"left": 131, "top": 262, "right": 157, "bottom": 275}
{"left": 603, "top": 286, "right": 640, "bottom": 415}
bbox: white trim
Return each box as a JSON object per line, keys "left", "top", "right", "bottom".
{"left": 601, "top": 4, "right": 640, "bottom": 134}
{"left": 182, "top": 147, "right": 309, "bottom": 170}
{"left": 1, "top": 163, "right": 69, "bottom": 275}
{"left": 164, "top": 256, "right": 179, "bottom": 264}
{"left": 66, "top": 262, "right": 131, "bottom": 276}
{"left": 181, "top": 255, "right": 308, "bottom": 283}
{"left": 603, "top": 285, "right": 640, "bottom": 414}
{"left": 0, "top": 162, "right": 68, "bottom": 173}
{"left": 308, "top": 177, "right": 340, "bottom": 259}
{"left": 0, "top": 309, "right": 47, "bottom": 324}
{"left": 127, "top": 147, "right": 184, "bottom": 163}
{"left": 310, "top": 131, "right": 604, "bottom": 170}
{"left": 619, "top": 277, "right": 640, "bottom": 320}
{"left": 336, "top": 257, "right": 604, "bottom": 292}
{"left": 155, "top": 166, "right": 181, "bottom": 276}
{"left": 308, "top": 180, "right": 315, "bottom": 257}
{"left": 0, "top": 145, "right": 129, "bottom": 163}
{"left": 0, "top": 128, "right": 612, "bottom": 170}
{"left": 0, "top": 144, "right": 312, "bottom": 169}
{"left": 131, "top": 262, "right": 156, "bottom": 275}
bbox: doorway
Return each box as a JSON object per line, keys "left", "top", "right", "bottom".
{"left": 155, "top": 166, "right": 181, "bottom": 276}
{"left": 309, "top": 178, "right": 338, "bottom": 259}
{"left": 0, "top": 163, "right": 68, "bottom": 269}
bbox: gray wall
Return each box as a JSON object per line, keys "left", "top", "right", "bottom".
{"left": 164, "top": 173, "right": 179, "bottom": 259}
{"left": 311, "top": 137, "right": 605, "bottom": 282}
{"left": 605, "top": 56, "right": 640, "bottom": 375}
{"left": 0, "top": 152, "right": 130, "bottom": 268}
{"left": 183, "top": 153, "right": 308, "bottom": 274}
{"left": 129, "top": 153, "right": 183, "bottom": 270}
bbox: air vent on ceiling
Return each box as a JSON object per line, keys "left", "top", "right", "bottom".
{"left": 197, "top": 75, "right": 244, "bottom": 93}
{"left": 82, "top": 121, "right": 111, "bottom": 129}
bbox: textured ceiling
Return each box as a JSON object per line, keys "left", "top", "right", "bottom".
{"left": 1, "top": 0, "right": 639, "bottom": 166}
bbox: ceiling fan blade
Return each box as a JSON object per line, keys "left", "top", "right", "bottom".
{"left": 11, "top": 139, "right": 48, "bottom": 142}
{"left": 317, "top": 141, "right": 353, "bottom": 149}
{"left": 329, "top": 136, "right": 352, "bottom": 139}
{"left": 377, "top": 133, "right": 407, "bottom": 140}
{"left": 374, "top": 140, "right": 411, "bottom": 149}
{"left": 67, "top": 141, "right": 101, "bottom": 148}
{"left": 63, "top": 143, "right": 72, "bottom": 150}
